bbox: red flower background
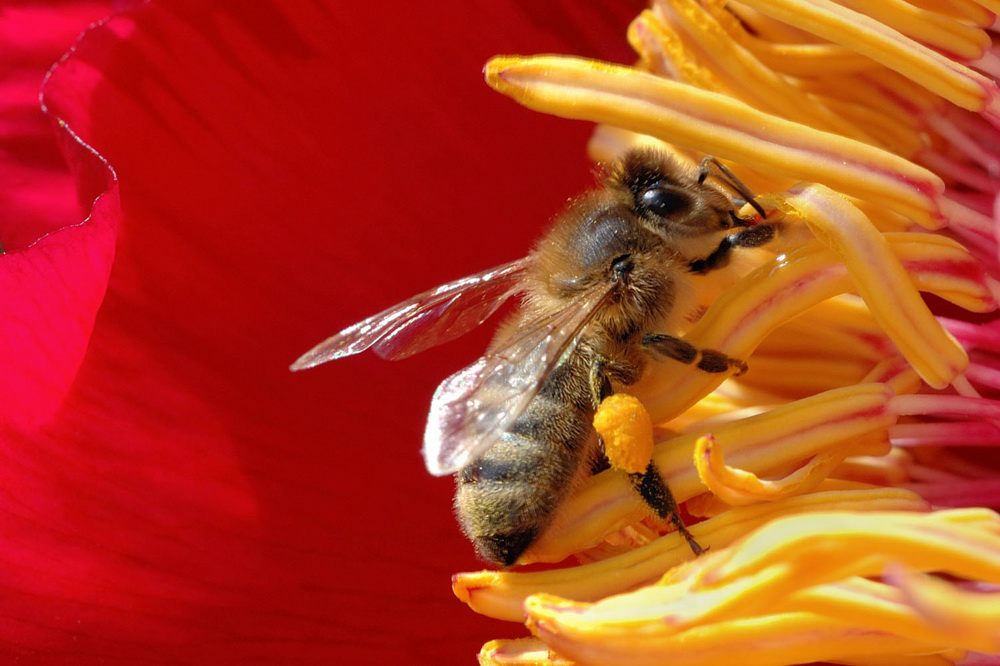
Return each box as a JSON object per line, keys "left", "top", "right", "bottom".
{"left": 0, "top": 0, "right": 642, "bottom": 662}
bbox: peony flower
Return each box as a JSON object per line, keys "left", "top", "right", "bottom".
{"left": 9, "top": 0, "right": 1000, "bottom": 664}
{"left": 0, "top": 1, "right": 641, "bottom": 663}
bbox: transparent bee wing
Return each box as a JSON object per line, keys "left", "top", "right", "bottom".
{"left": 422, "top": 284, "right": 613, "bottom": 476}
{"left": 290, "top": 258, "right": 531, "bottom": 370}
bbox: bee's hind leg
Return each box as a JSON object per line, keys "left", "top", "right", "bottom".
{"left": 589, "top": 354, "right": 705, "bottom": 556}
{"left": 630, "top": 463, "right": 705, "bottom": 556}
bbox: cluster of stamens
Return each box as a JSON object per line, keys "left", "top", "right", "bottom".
{"left": 458, "top": 0, "right": 1000, "bottom": 664}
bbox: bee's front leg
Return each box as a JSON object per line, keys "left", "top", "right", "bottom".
{"left": 589, "top": 354, "right": 704, "bottom": 556}
{"left": 689, "top": 223, "right": 775, "bottom": 274}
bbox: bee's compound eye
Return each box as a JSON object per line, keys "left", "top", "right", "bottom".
{"left": 641, "top": 186, "right": 690, "bottom": 218}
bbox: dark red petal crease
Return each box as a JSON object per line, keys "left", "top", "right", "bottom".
{"left": 2, "top": 0, "right": 641, "bottom": 663}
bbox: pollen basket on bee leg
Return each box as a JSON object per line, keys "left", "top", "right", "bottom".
{"left": 593, "top": 394, "right": 655, "bottom": 475}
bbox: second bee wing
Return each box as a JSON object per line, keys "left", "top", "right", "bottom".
{"left": 422, "top": 284, "right": 614, "bottom": 475}
{"left": 290, "top": 258, "right": 532, "bottom": 370}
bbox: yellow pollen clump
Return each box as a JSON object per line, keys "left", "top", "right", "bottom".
{"left": 593, "top": 394, "right": 655, "bottom": 475}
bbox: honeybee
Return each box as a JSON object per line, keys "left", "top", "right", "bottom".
{"left": 293, "top": 149, "right": 773, "bottom": 566}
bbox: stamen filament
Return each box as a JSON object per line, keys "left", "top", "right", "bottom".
{"left": 522, "top": 510, "right": 1000, "bottom": 665}
{"left": 526, "top": 384, "right": 897, "bottom": 563}
{"left": 730, "top": 0, "right": 997, "bottom": 113}
{"left": 770, "top": 184, "right": 969, "bottom": 389}
{"left": 695, "top": 433, "right": 854, "bottom": 503}
{"left": 454, "top": 488, "right": 925, "bottom": 622}
{"left": 485, "top": 56, "right": 945, "bottom": 227}
{"left": 638, "top": 231, "right": 992, "bottom": 420}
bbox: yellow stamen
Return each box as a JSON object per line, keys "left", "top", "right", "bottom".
{"left": 835, "top": 651, "right": 965, "bottom": 666}
{"left": 812, "top": 0, "right": 990, "bottom": 60}
{"left": 528, "top": 606, "right": 954, "bottom": 666}
{"left": 694, "top": 433, "right": 856, "bottom": 504}
{"left": 454, "top": 487, "right": 926, "bottom": 622}
{"left": 789, "top": 577, "right": 1000, "bottom": 654}
{"left": 715, "top": 14, "right": 881, "bottom": 77}
{"left": 521, "top": 510, "right": 1000, "bottom": 665}
{"left": 641, "top": 1, "right": 883, "bottom": 144}
{"left": 905, "top": 0, "right": 993, "bottom": 26}
{"left": 477, "top": 637, "right": 568, "bottom": 666}
{"left": 830, "top": 447, "right": 914, "bottom": 486}
{"left": 524, "top": 384, "right": 897, "bottom": 563}
{"left": 761, "top": 185, "right": 969, "bottom": 389}
{"left": 891, "top": 565, "right": 1000, "bottom": 643}
{"left": 484, "top": 56, "right": 945, "bottom": 227}
{"left": 728, "top": 0, "right": 996, "bottom": 112}
{"left": 636, "top": 231, "right": 992, "bottom": 421}
{"left": 710, "top": 508, "right": 1000, "bottom": 585}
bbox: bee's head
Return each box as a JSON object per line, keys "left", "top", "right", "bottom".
{"left": 609, "top": 148, "right": 740, "bottom": 246}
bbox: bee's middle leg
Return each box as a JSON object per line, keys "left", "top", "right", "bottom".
{"left": 642, "top": 333, "right": 748, "bottom": 376}
{"left": 589, "top": 354, "right": 704, "bottom": 556}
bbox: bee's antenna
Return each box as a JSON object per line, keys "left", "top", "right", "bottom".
{"left": 698, "top": 156, "right": 768, "bottom": 220}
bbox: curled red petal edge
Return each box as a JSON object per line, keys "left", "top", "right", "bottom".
{"left": 0, "top": 12, "right": 118, "bottom": 436}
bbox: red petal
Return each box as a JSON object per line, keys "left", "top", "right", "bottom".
{"left": 0, "top": 3, "right": 116, "bottom": 432}
{"left": 2, "top": 0, "right": 641, "bottom": 662}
